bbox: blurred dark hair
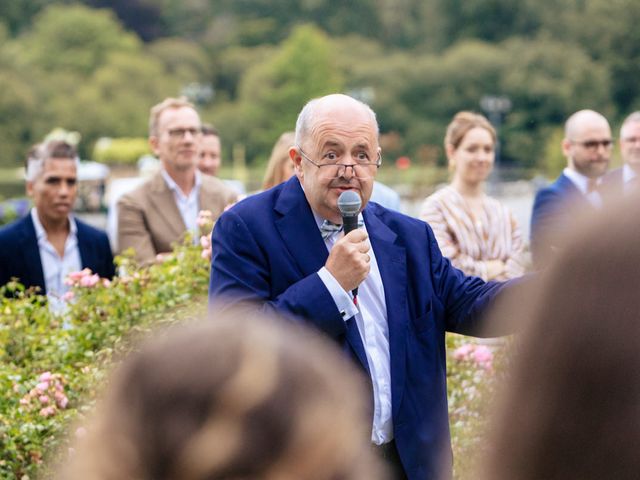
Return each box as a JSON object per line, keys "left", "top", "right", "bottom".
{"left": 200, "top": 123, "right": 219, "bottom": 137}
{"left": 57, "top": 308, "right": 383, "bottom": 480}
{"left": 483, "top": 191, "right": 640, "bottom": 480}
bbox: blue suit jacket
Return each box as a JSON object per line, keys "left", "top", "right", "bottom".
{"left": 530, "top": 173, "right": 594, "bottom": 266}
{"left": 209, "top": 177, "right": 505, "bottom": 479}
{"left": 0, "top": 214, "right": 115, "bottom": 293}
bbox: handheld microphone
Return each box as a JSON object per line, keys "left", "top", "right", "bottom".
{"left": 337, "top": 190, "right": 362, "bottom": 302}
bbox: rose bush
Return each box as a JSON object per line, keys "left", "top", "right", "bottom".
{"left": 0, "top": 218, "right": 508, "bottom": 479}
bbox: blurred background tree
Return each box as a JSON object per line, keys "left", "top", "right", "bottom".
{"left": 0, "top": 0, "right": 634, "bottom": 173}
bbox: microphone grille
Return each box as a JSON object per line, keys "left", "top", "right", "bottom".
{"left": 337, "top": 190, "right": 362, "bottom": 216}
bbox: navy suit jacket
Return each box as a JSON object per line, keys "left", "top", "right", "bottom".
{"left": 209, "top": 177, "right": 505, "bottom": 479}
{"left": 530, "top": 173, "right": 594, "bottom": 267}
{"left": 0, "top": 214, "right": 115, "bottom": 293}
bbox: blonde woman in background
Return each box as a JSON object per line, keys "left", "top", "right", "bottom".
{"left": 56, "top": 310, "right": 384, "bottom": 480}
{"left": 420, "top": 112, "right": 526, "bottom": 281}
{"left": 262, "top": 131, "right": 295, "bottom": 190}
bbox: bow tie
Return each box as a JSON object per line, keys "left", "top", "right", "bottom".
{"left": 319, "top": 218, "right": 364, "bottom": 240}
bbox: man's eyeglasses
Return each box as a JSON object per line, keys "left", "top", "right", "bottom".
{"left": 570, "top": 139, "right": 614, "bottom": 150}
{"left": 297, "top": 146, "right": 381, "bottom": 179}
{"left": 167, "top": 127, "right": 202, "bottom": 139}
{"left": 622, "top": 136, "right": 640, "bottom": 144}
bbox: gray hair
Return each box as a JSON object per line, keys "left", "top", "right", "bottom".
{"left": 294, "top": 94, "right": 379, "bottom": 148}
{"left": 25, "top": 140, "right": 80, "bottom": 182}
{"left": 621, "top": 111, "right": 640, "bottom": 133}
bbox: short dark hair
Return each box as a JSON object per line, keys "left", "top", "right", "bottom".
{"left": 200, "top": 123, "right": 219, "bottom": 137}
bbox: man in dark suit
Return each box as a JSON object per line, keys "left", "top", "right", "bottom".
{"left": 0, "top": 140, "right": 114, "bottom": 300}
{"left": 604, "top": 111, "right": 640, "bottom": 194}
{"left": 530, "top": 109, "right": 612, "bottom": 267}
{"left": 209, "top": 94, "right": 509, "bottom": 479}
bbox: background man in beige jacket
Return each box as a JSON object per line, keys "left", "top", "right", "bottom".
{"left": 117, "top": 97, "right": 236, "bottom": 263}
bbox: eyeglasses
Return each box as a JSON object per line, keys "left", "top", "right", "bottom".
{"left": 570, "top": 139, "right": 614, "bottom": 150}
{"left": 297, "top": 146, "right": 381, "bottom": 179}
{"left": 167, "top": 127, "right": 202, "bottom": 139}
{"left": 622, "top": 136, "right": 640, "bottom": 144}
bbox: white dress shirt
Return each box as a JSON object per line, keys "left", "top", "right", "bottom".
{"left": 563, "top": 167, "right": 603, "bottom": 208}
{"left": 314, "top": 211, "right": 393, "bottom": 445}
{"left": 161, "top": 169, "right": 202, "bottom": 243}
{"left": 31, "top": 208, "right": 81, "bottom": 312}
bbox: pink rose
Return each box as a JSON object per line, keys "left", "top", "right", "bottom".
{"left": 472, "top": 345, "right": 493, "bottom": 365}
{"left": 35, "top": 382, "right": 49, "bottom": 393}
{"left": 63, "top": 291, "right": 75, "bottom": 301}
{"left": 102, "top": 279, "right": 111, "bottom": 287}
{"left": 39, "top": 372, "right": 53, "bottom": 382}
{"left": 453, "top": 344, "right": 474, "bottom": 361}
{"left": 39, "top": 406, "right": 56, "bottom": 417}
{"left": 54, "top": 392, "right": 68, "bottom": 409}
{"left": 80, "top": 274, "right": 100, "bottom": 287}
{"left": 39, "top": 395, "right": 50, "bottom": 404}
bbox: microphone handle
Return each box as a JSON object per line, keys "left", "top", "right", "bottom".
{"left": 342, "top": 214, "right": 360, "bottom": 300}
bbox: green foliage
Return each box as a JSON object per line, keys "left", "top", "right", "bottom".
{"left": 234, "top": 24, "right": 344, "bottom": 159}
{"left": 15, "top": 4, "right": 141, "bottom": 76}
{"left": 542, "top": 127, "right": 567, "bottom": 178}
{"left": 446, "top": 334, "right": 511, "bottom": 478}
{"left": 0, "top": 235, "right": 505, "bottom": 478}
{"left": 0, "top": 240, "right": 210, "bottom": 478}
{"left": 92, "top": 137, "right": 151, "bottom": 165}
{"left": 0, "top": 0, "right": 638, "bottom": 175}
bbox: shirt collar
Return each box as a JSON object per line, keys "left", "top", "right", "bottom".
{"left": 563, "top": 167, "right": 601, "bottom": 195}
{"left": 311, "top": 209, "right": 364, "bottom": 231}
{"left": 160, "top": 169, "right": 201, "bottom": 197}
{"left": 30, "top": 208, "right": 77, "bottom": 241}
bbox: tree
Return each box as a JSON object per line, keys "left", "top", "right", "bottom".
{"left": 15, "top": 4, "right": 140, "bottom": 76}
{"left": 232, "top": 24, "right": 344, "bottom": 162}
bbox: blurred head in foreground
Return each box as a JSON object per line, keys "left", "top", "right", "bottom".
{"left": 483, "top": 191, "right": 640, "bottom": 480}
{"left": 58, "top": 310, "right": 382, "bottom": 480}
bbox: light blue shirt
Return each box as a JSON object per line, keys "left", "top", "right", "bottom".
{"left": 161, "top": 169, "right": 202, "bottom": 243}
{"left": 31, "top": 208, "right": 81, "bottom": 312}
{"left": 314, "top": 211, "right": 393, "bottom": 445}
{"left": 563, "top": 167, "right": 603, "bottom": 208}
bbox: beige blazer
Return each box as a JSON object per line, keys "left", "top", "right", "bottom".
{"left": 117, "top": 171, "right": 237, "bottom": 263}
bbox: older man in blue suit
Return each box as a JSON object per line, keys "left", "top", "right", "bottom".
{"left": 209, "top": 94, "right": 509, "bottom": 479}
{"left": 0, "top": 140, "right": 114, "bottom": 304}
{"left": 530, "top": 110, "right": 612, "bottom": 267}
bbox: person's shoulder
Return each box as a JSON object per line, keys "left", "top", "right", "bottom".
{"left": 0, "top": 215, "right": 31, "bottom": 240}
{"left": 117, "top": 174, "right": 157, "bottom": 204}
{"left": 369, "top": 201, "right": 427, "bottom": 230}
{"left": 535, "top": 174, "right": 565, "bottom": 199}
{"left": 201, "top": 173, "right": 234, "bottom": 192}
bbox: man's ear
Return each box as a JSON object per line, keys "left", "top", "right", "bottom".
{"left": 26, "top": 181, "right": 34, "bottom": 198}
{"left": 561, "top": 138, "right": 572, "bottom": 158}
{"left": 290, "top": 146, "right": 303, "bottom": 174}
{"left": 149, "top": 136, "right": 160, "bottom": 156}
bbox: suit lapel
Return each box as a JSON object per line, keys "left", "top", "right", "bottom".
{"left": 147, "top": 172, "right": 186, "bottom": 238}
{"left": 274, "top": 178, "right": 329, "bottom": 276}
{"left": 364, "top": 206, "right": 409, "bottom": 418}
{"left": 274, "top": 178, "right": 370, "bottom": 371}
{"left": 75, "top": 220, "right": 92, "bottom": 270}
{"left": 20, "top": 216, "right": 46, "bottom": 292}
